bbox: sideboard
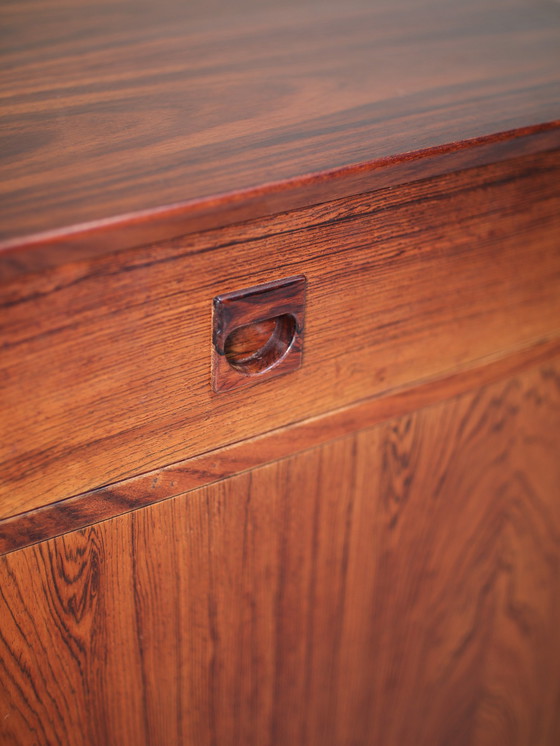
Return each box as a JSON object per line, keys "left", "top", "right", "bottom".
{"left": 1, "top": 1, "right": 559, "bottom": 744}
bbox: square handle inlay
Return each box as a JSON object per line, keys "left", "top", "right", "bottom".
{"left": 212, "top": 276, "right": 306, "bottom": 393}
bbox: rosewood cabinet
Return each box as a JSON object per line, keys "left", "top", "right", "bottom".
{"left": 1, "top": 1, "right": 559, "bottom": 744}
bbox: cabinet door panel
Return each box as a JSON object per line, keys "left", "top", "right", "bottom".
{"left": 1, "top": 362, "right": 559, "bottom": 746}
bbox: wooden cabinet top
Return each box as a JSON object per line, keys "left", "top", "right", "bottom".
{"left": 1, "top": 0, "right": 559, "bottom": 275}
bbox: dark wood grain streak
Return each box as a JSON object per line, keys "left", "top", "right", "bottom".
{"left": 0, "top": 339, "right": 558, "bottom": 557}
{"left": 1, "top": 360, "right": 559, "bottom": 746}
{"left": 1, "top": 0, "right": 560, "bottom": 276}
{"left": 1, "top": 150, "right": 559, "bottom": 518}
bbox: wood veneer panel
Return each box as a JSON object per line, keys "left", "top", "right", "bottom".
{"left": 1, "top": 0, "right": 560, "bottom": 269}
{"left": 1, "top": 151, "right": 560, "bottom": 517}
{"left": 1, "top": 361, "right": 559, "bottom": 746}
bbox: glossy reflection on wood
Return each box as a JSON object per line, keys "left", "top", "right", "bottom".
{"left": 1, "top": 360, "right": 559, "bottom": 746}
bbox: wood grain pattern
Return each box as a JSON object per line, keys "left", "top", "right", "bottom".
{"left": 1, "top": 150, "right": 559, "bottom": 518}
{"left": 1, "top": 127, "right": 559, "bottom": 283}
{"left": 1, "top": 0, "right": 559, "bottom": 273}
{"left": 1, "top": 337, "right": 558, "bottom": 556}
{"left": 1, "top": 360, "right": 559, "bottom": 746}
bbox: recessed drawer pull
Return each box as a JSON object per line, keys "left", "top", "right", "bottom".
{"left": 212, "top": 276, "right": 306, "bottom": 393}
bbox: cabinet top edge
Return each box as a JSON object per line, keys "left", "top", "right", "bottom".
{"left": 1, "top": 0, "right": 560, "bottom": 278}
{"left": 2, "top": 125, "right": 560, "bottom": 282}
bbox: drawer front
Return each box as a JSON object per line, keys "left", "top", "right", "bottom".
{"left": 1, "top": 150, "right": 560, "bottom": 517}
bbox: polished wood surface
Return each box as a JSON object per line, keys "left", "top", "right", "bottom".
{"left": 1, "top": 338, "right": 558, "bottom": 556}
{"left": 1, "top": 360, "right": 559, "bottom": 746}
{"left": 2, "top": 4, "right": 559, "bottom": 742}
{"left": 1, "top": 0, "right": 559, "bottom": 271}
{"left": 1, "top": 127, "right": 558, "bottom": 282}
{"left": 1, "top": 151, "right": 559, "bottom": 519}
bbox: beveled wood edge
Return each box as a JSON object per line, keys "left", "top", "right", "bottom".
{"left": 1, "top": 123, "right": 559, "bottom": 283}
{"left": 1, "top": 336, "right": 559, "bottom": 555}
